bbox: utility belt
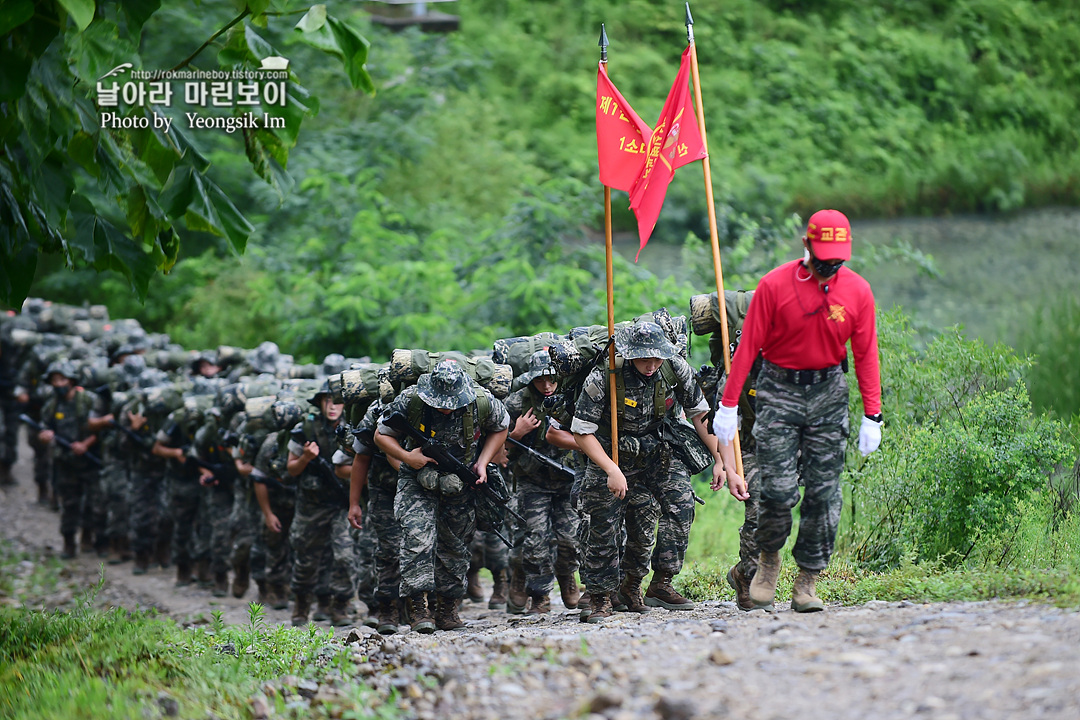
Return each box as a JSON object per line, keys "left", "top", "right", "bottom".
{"left": 761, "top": 359, "right": 842, "bottom": 386}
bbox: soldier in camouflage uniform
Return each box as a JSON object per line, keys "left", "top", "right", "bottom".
{"left": 571, "top": 321, "right": 723, "bottom": 622}
{"left": 374, "top": 360, "right": 509, "bottom": 633}
{"left": 154, "top": 396, "right": 210, "bottom": 586}
{"left": 286, "top": 382, "right": 355, "bottom": 627}
{"left": 36, "top": 361, "right": 114, "bottom": 558}
{"left": 252, "top": 399, "right": 303, "bottom": 609}
{"left": 504, "top": 350, "right": 580, "bottom": 614}
{"left": 714, "top": 209, "right": 882, "bottom": 612}
{"left": 122, "top": 387, "right": 174, "bottom": 573}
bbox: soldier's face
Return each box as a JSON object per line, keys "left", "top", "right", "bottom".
{"left": 48, "top": 374, "right": 72, "bottom": 389}
{"left": 321, "top": 397, "right": 344, "bottom": 421}
{"left": 197, "top": 361, "right": 221, "bottom": 377}
{"left": 532, "top": 377, "right": 558, "bottom": 396}
{"left": 632, "top": 358, "right": 664, "bottom": 377}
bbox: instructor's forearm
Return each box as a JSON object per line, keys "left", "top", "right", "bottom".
{"left": 574, "top": 433, "right": 618, "bottom": 475}
{"left": 477, "top": 430, "right": 508, "bottom": 467}
{"left": 350, "top": 453, "right": 371, "bottom": 508}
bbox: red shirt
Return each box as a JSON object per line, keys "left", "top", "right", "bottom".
{"left": 721, "top": 259, "right": 881, "bottom": 415}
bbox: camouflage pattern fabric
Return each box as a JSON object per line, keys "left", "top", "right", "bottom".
{"left": 753, "top": 362, "right": 849, "bottom": 571}
{"left": 41, "top": 388, "right": 100, "bottom": 537}
{"left": 170, "top": 477, "right": 204, "bottom": 565}
{"left": 395, "top": 472, "right": 476, "bottom": 599}
{"left": 352, "top": 510, "right": 377, "bottom": 605}
{"left": 229, "top": 478, "right": 262, "bottom": 578}
{"left": 469, "top": 529, "right": 508, "bottom": 573}
{"left": 517, "top": 482, "right": 579, "bottom": 595}
{"left": 203, "top": 483, "right": 235, "bottom": 574}
{"left": 254, "top": 430, "right": 295, "bottom": 587}
{"left": 367, "top": 482, "right": 401, "bottom": 603}
{"left": 289, "top": 501, "right": 355, "bottom": 601}
{"left": 99, "top": 429, "right": 129, "bottom": 540}
{"left": 734, "top": 451, "right": 762, "bottom": 579}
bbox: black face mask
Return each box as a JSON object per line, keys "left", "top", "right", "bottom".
{"left": 810, "top": 254, "right": 844, "bottom": 279}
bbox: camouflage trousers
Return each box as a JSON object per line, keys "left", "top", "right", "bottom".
{"left": 101, "top": 459, "right": 130, "bottom": 539}
{"left": 580, "top": 457, "right": 686, "bottom": 594}
{"left": 0, "top": 400, "right": 18, "bottom": 467}
{"left": 203, "top": 483, "right": 235, "bottom": 574}
{"left": 262, "top": 486, "right": 295, "bottom": 588}
{"left": 367, "top": 484, "right": 402, "bottom": 603}
{"left": 129, "top": 470, "right": 168, "bottom": 555}
{"left": 395, "top": 471, "right": 475, "bottom": 599}
{"left": 734, "top": 452, "right": 761, "bottom": 579}
{"left": 353, "top": 511, "right": 377, "bottom": 605}
{"left": 289, "top": 495, "right": 355, "bottom": 601}
{"left": 517, "top": 481, "right": 579, "bottom": 595}
{"left": 170, "top": 475, "right": 204, "bottom": 565}
{"left": 754, "top": 363, "right": 848, "bottom": 571}
{"left": 56, "top": 460, "right": 99, "bottom": 538}
{"left": 470, "top": 530, "right": 508, "bottom": 573}
{"left": 31, "top": 436, "right": 53, "bottom": 498}
{"left": 230, "top": 480, "right": 264, "bottom": 580}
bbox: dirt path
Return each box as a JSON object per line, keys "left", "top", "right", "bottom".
{"left": 4, "top": 434, "right": 1080, "bottom": 720}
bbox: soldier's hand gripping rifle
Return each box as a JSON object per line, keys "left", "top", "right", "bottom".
{"left": 505, "top": 436, "right": 576, "bottom": 481}
{"left": 289, "top": 425, "right": 350, "bottom": 508}
{"left": 382, "top": 413, "right": 526, "bottom": 530}
{"left": 19, "top": 413, "right": 102, "bottom": 467}
{"left": 108, "top": 418, "right": 155, "bottom": 452}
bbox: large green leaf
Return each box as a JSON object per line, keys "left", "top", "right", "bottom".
{"left": 0, "top": 242, "right": 37, "bottom": 308}
{"left": 0, "top": 0, "right": 34, "bottom": 37}
{"left": 294, "top": 11, "right": 374, "bottom": 94}
{"left": 57, "top": 0, "right": 95, "bottom": 32}
{"left": 118, "top": 0, "right": 160, "bottom": 33}
{"left": 68, "top": 194, "right": 156, "bottom": 301}
{"left": 67, "top": 18, "right": 138, "bottom": 85}
{"left": 159, "top": 166, "right": 253, "bottom": 254}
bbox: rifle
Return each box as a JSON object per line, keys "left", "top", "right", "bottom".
{"left": 289, "top": 425, "right": 351, "bottom": 508}
{"left": 19, "top": 413, "right": 102, "bottom": 467}
{"left": 177, "top": 444, "right": 236, "bottom": 488}
{"left": 382, "top": 412, "right": 525, "bottom": 527}
{"left": 506, "top": 436, "right": 575, "bottom": 481}
{"left": 108, "top": 418, "right": 154, "bottom": 450}
{"left": 251, "top": 472, "right": 292, "bottom": 493}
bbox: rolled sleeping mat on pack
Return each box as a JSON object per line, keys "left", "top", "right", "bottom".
{"left": 8, "top": 329, "right": 41, "bottom": 348}
{"left": 492, "top": 332, "right": 566, "bottom": 376}
{"left": 145, "top": 348, "right": 196, "bottom": 372}
{"left": 327, "top": 363, "right": 388, "bottom": 405}
{"left": 240, "top": 395, "right": 278, "bottom": 435}
{"left": 689, "top": 290, "right": 753, "bottom": 337}
{"left": 388, "top": 349, "right": 513, "bottom": 399}
{"left": 286, "top": 363, "right": 320, "bottom": 379}
{"left": 216, "top": 345, "right": 248, "bottom": 367}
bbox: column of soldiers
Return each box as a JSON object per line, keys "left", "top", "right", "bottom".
{"left": 2, "top": 221, "right": 882, "bottom": 632}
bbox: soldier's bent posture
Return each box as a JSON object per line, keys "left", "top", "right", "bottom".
{"left": 375, "top": 360, "right": 509, "bottom": 633}
{"left": 715, "top": 209, "right": 883, "bottom": 612}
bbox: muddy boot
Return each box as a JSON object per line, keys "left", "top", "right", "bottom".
{"left": 525, "top": 593, "right": 550, "bottom": 615}
{"left": 154, "top": 536, "right": 171, "bottom": 569}
{"left": 231, "top": 561, "right": 250, "bottom": 599}
{"left": 506, "top": 566, "right": 528, "bottom": 614}
{"left": 749, "top": 551, "right": 781, "bottom": 612}
{"left": 578, "top": 590, "right": 592, "bottom": 622}
{"left": 644, "top": 571, "right": 696, "bottom": 610}
{"left": 313, "top": 595, "right": 332, "bottom": 622}
{"left": 61, "top": 534, "right": 77, "bottom": 560}
{"left": 488, "top": 569, "right": 508, "bottom": 609}
{"left": 465, "top": 565, "right": 484, "bottom": 603}
{"left": 106, "top": 538, "right": 126, "bottom": 565}
{"left": 80, "top": 528, "right": 94, "bottom": 554}
{"left": 406, "top": 593, "right": 435, "bottom": 634}
{"left": 791, "top": 567, "right": 825, "bottom": 613}
{"left": 255, "top": 580, "right": 269, "bottom": 606}
{"left": 727, "top": 564, "right": 756, "bottom": 612}
{"left": 582, "top": 592, "right": 613, "bottom": 624}
{"left": 557, "top": 574, "right": 580, "bottom": 609}
{"left": 175, "top": 560, "right": 193, "bottom": 588}
{"left": 435, "top": 595, "right": 466, "bottom": 630}
{"left": 329, "top": 597, "right": 352, "bottom": 626}
{"left": 212, "top": 572, "right": 229, "bottom": 598}
{"left": 291, "top": 593, "right": 311, "bottom": 627}
{"left": 616, "top": 575, "right": 651, "bottom": 614}
{"left": 196, "top": 559, "right": 213, "bottom": 588}
{"left": 376, "top": 600, "right": 400, "bottom": 635}
{"left": 132, "top": 551, "right": 151, "bottom": 575}
{"left": 270, "top": 584, "right": 290, "bottom": 610}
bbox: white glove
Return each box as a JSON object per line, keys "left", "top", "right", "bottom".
{"left": 712, "top": 404, "right": 738, "bottom": 445}
{"left": 858, "top": 415, "right": 882, "bottom": 456}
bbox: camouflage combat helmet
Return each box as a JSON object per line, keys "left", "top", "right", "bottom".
{"left": 615, "top": 320, "right": 678, "bottom": 361}
{"left": 121, "top": 354, "right": 147, "bottom": 380}
{"left": 417, "top": 359, "right": 476, "bottom": 410}
{"left": 216, "top": 383, "right": 246, "bottom": 418}
{"left": 110, "top": 344, "right": 137, "bottom": 364}
{"left": 249, "top": 341, "right": 281, "bottom": 374}
{"left": 190, "top": 351, "right": 219, "bottom": 373}
{"left": 321, "top": 353, "right": 347, "bottom": 377}
{"left": 308, "top": 379, "right": 333, "bottom": 408}
{"left": 45, "top": 360, "right": 79, "bottom": 382}
{"left": 518, "top": 349, "right": 558, "bottom": 386}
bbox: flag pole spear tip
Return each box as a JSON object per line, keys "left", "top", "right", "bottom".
{"left": 598, "top": 23, "right": 609, "bottom": 62}
{"left": 685, "top": 3, "right": 695, "bottom": 43}
{"left": 685, "top": 3, "right": 694, "bottom": 26}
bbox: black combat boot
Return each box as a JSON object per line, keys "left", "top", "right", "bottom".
{"left": 132, "top": 551, "right": 151, "bottom": 575}
{"left": 61, "top": 534, "right": 77, "bottom": 560}
{"left": 175, "top": 560, "right": 193, "bottom": 588}
{"left": 196, "top": 558, "right": 213, "bottom": 588}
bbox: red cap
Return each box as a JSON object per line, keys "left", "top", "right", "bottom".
{"left": 805, "top": 209, "right": 852, "bottom": 261}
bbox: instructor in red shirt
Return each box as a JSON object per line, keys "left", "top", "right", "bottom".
{"left": 713, "top": 209, "right": 883, "bottom": 612}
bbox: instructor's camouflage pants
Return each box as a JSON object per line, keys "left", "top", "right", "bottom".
{"left": 580, "top": 456, "right": 689, "bottom": 594}
{"left": 518, "top": 481, "right": 579, "bottom": 595}
{"left": 734, "top": 452, "right": 761, "bottom": 579}
{"left": 395, "top": 471, "right": 475, "bottom": 599}
{"left": 368, "top": 483, "right": 402, "bottom": 604}
{"left": 754, "top": 363, "right": 848, "bottom": 571}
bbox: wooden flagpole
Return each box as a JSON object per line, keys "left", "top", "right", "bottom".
{"left": 599, "top": 25, "right": 620, "bottom": 466}
{"left": 686, "top": 3, "right": 742, "bottom": 476}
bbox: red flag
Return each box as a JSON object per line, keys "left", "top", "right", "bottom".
{"left": 596, "top": 62, "right": 652, "bottom": 193}
{"left": 628, "top": 46, "right": 707, "bottom": 260}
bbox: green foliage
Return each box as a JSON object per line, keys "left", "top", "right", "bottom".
{"left": 1017, "top": 292, "right": 1080, "bottom": 419}
{"left": 0, "top": 1, "right": 374, "bottom": 307}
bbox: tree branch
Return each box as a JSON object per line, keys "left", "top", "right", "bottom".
{"left": 170, "top": 9, "right": 250, "bottom": 73}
